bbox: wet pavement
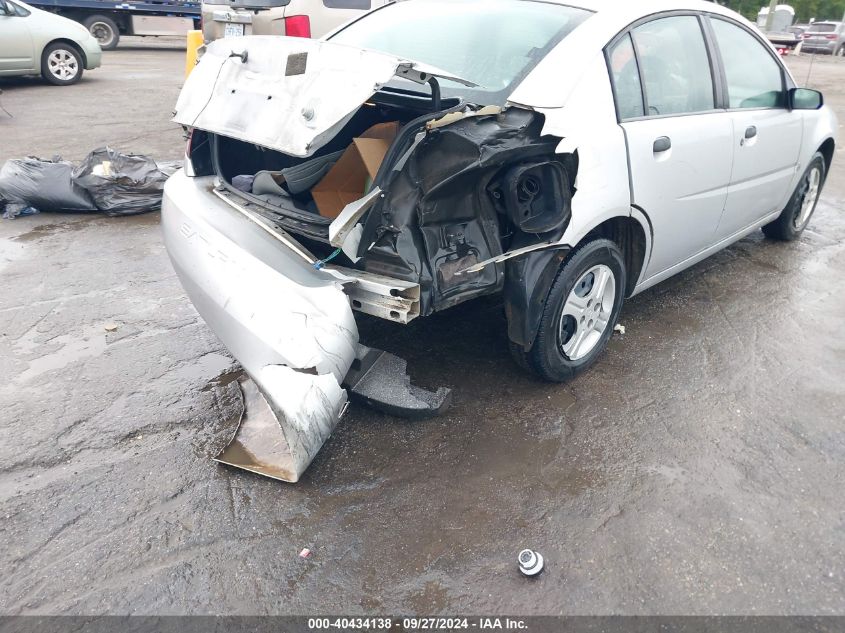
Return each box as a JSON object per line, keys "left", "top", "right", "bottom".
{"left": 1, "top": 49, "right": 844, "bottom": 615}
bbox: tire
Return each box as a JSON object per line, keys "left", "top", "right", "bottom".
{"left": 762, "top": 152, "right": 826, "bottom": 241}
{"left": 83, "top": 14, "right": 120, "bottom": 50}
{"left": 836, "top": 45, "right": 845, "bottom": 57}
{"left": 512, "top": 238, "right": 626, "bottom": 383}
{"left": 41, "top": 43, "right": 84, "bottom": 86}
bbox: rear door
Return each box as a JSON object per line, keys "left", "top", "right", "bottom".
{"left": 707, "top": 16, "right": 802, "bottom": 239}
{"left": 0, "top": 1, "right": 35, "bottom": 73}
{"left": 608, "top": 14, "right": 734, "bottom": 279}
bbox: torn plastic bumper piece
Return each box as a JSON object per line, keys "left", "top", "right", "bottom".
{"left": 344, "top": 345, "right": 451, "bottom": 419}
{"left": 215, "top": 345, "right": 452, "bottom": 481}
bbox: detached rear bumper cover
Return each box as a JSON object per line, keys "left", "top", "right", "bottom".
{"left": 162, "top": 172, "right": 358, "bottom": 481}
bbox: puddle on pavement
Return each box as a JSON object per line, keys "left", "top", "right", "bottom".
{"left": 11, "top": 219, "right": 95, "bottom": 243}
{"left": 170, "top": 353, "right": 234, "bottom": 387}
{"left": 201, "top": 368, "right": 246, "bottom": 393}
{"left": 14, "top": 323, "right": 110, "bottom": 383}
{"left": 7, "top": 212, "right": 161, "bottom": 244}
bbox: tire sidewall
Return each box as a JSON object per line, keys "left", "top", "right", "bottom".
{"left": 532, "top": 239, "right": 626, "bottom": 381}
{"left": 41, "top": 44, "right": 83, "bottom": 85}
{"left": 84, "top": 16, "right": 119, "bottom": 50}
{"left": 787, "top": 154, "right": 826, "bottom": 236}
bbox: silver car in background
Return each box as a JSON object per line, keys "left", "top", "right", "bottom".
{"left": 801, "top": 21, "right": 845, "bottom": 55}
{"left": 0, "top": 0, "right": 101, "bottom": 85}
{"left": 162, "top": 0, "right": 838, "bottom": 482}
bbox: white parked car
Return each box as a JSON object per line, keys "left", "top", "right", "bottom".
{"left": 201, "top": 0, "right": 390, "bottom": 43}
{"left": 163, "top": 0, "right": 838, "bottom": 482}
{"left": 0, "top": 0, "right": 101, "bottom": 85}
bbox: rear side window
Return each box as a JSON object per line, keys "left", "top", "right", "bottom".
{"left": 711, "top": 19, "right": 785, "bottom": 109}
{"left": 323, "top": 0, "right": 370, "bottom": 8}
{"left": 608, "top": 34, "right": 644, "bottom": 120}
{"left": 631, "top": 16, "right": 715, "bottom": 116}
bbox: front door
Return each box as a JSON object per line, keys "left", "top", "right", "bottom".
{"left": 0, "top": 2, "right": 37, "bottom": 74}
{"left": 0, "top": 1, "right": 34, "bottom": 73}
{"left": 708, "top": 17, "right": 804, "bottom": 238}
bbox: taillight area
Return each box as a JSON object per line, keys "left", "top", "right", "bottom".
{"left": 825, "top": 34, "right": 838, "bottom": 40}
{"left": 284, "top": 15, "right": 311, "bottom": 38}
{"left": 184, "top": 129, "right": 214, "bottom": 178}
{"left": 184, "top": 129, "right": 195, "bottom": 177}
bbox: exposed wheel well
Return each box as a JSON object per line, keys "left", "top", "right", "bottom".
{"left": 44, "top": 39, "right": 87, "bottom": 67}
{"left": 819, "top": 138, "right": 835, "bottom": 175}
{"left": 582, "top": 216, "right": 647, "bottom": 297}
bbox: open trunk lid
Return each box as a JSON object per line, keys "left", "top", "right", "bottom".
{"left": 174, "top": 36, "right": 475, "bottom": 158}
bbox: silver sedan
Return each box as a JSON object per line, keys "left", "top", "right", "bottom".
{"left": 163, "top": 0, "right": 839, "bottom": 481}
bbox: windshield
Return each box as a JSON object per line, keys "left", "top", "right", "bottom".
{"left": 808, "top": 23, "right": 837, "bottom": 32}
{"left": 329, "top": 0, "right": 592, "bottom": 104}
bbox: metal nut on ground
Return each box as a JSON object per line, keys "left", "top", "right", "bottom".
{"left": 518, "top": 549, "right": 544, "bottom": 577}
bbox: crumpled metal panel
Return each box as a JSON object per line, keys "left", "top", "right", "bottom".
{"left": 173, "top": 36, "right": 473, "bottom": 158}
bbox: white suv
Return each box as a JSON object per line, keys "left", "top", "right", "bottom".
{"left": 201, "top": 0, "right": 389, "bottom": 42}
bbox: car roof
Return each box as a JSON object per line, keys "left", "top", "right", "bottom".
{"left": 530, "top": 0, "right": 743, "bottom": 21}
{"left": 507, "top": 0, "right": 773, "bottom": 108}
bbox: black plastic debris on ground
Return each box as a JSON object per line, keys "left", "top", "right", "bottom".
{"left": 0, "top": 147, "right": 180, "bottom": 218}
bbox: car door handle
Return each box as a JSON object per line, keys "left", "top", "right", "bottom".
{"left": 653, "top": 136, "right": 671, "bottom": 153}
{"left": 745, "top": 126, "right": 757, "bottom": 139}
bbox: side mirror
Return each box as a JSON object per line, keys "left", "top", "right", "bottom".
{"left": 789, "top": 87, "right": 823, "bottom": 110}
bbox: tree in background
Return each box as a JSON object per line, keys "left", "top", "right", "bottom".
{"left": 717, "top": 0, "right": 845, "bottom": 22}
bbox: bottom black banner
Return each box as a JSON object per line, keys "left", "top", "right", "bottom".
{"left": 1, "top": 616, "right": 844, "bottom": 633}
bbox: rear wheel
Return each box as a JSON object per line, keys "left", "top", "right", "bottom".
{"left": 762, "top": 152, "right": 826, "bottom": 241}
{"left": 511, "top": 238, "right": 626, "bottom": 382}
{"left": 836, "top": 45, "right": 845, "bottom": 57}
{"left": 83, "top": 14, "right": 120, "bottom": 50}
{"left": 41, "top": 43, "right": 83, "bottom": 86}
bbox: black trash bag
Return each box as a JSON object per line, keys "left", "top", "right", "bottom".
{"left": 0, "top": 157, "right": 96, "bottom": 212}
{"left": 73, "top": 147, "right": 169, "bottom": 216}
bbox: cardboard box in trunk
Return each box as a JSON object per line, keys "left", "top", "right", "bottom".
{"left": 312, "top": 121, "right": 399, "bottom": 219}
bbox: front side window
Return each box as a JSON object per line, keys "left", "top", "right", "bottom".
{"left": 608, "top": 33, "right": 644, "bottom": 120}
{"left": 631, "top": 16, "right": 715, "bottom": 116}
{"left": 711, "top": 18, "right": 785, "bottom": 109}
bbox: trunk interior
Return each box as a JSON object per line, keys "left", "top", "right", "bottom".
{"left": 208, "top": 88, "right": 462, "bottom": 261}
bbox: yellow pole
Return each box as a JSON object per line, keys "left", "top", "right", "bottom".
{"left": 185, "top": 30, "right": 203, "bottom": 78}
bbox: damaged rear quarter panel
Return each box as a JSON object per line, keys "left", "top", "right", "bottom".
{"left": 502, "top": 49, "right": 640, "bottom": 348}
{"left": 360, "top": 107, "right": 577, "bottom": 316}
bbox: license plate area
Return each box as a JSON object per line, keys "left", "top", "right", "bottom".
{"left": 224, "top": 23, "right": 244, "bottom": 38}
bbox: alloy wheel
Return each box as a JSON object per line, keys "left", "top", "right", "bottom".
{"left": 47, "top": 49, "right": 79, "bottom": 82}
{"left": 558, "top": 264, "right": 616, "bottom": 361}
{"left": 794, "top": 165, "right": 822, "bottom": 230}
